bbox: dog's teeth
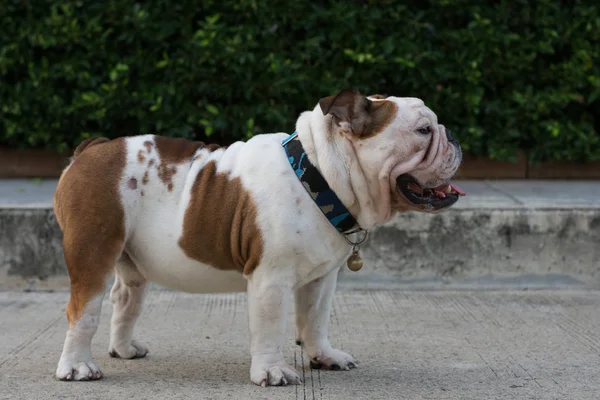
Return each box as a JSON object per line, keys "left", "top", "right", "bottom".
{"left": 445, "top": 185, "right": 452, "bottom": 194}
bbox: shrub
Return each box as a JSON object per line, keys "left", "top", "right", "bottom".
{"left": 1, "top": 0, "right": 599, "bottom": 162}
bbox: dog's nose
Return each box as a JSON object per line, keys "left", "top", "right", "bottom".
{"left": 446, "top": 129, "right": 456, "bottom": 143}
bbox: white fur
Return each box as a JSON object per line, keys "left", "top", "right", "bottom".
{"left": 108, "top": 256, "right": 149, "bottom": 359}
{"left": 295, "top": 268, "right": 356, "bottom": 370}
{"left": 56, "top": 294, "right": 104, "bottom": 381}
{"left": 56, "top": 96, "right": 461, "bottom": 386}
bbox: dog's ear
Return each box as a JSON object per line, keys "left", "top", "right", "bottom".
{"left": 319, "top": 88, "right": 372, "bottom": 136}
{"left": 319, "top": 88, "right": 368, "bottom": 120}
{"left": 319, "top": 88, "right": 397, "bottom": 138}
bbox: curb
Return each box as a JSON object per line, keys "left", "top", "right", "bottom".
{"left": 2, "top": 207, "right": 599, "bottom": 290}
{"left": 341, "top": 208, "right": 600, "bottom": 288}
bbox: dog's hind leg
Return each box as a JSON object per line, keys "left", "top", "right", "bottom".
{"left": 55, "top": 227, "right": 124, "bottom": 381}
{"left": 108, "top": 253, "right": 149, "bottom": 359}
{"left": 53, "top": 137, "right": 128, "bottom": 381}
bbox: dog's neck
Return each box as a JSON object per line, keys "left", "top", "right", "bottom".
{"left": 294, "top": 106, "right": 391, "bottom": 230}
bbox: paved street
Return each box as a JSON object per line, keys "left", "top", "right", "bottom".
{"left": 1, "top": 289, "right": 599, "bottom": 399}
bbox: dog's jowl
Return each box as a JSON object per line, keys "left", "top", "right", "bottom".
{"left": 53, "top": 88, "right": 464, "bottom": 386}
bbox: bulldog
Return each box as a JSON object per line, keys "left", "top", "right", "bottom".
{"left": 53, "top": 88, "right": 463, "bottom": 386}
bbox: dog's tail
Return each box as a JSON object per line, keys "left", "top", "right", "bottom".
{"left": 72, "top": 137, "right": 110, "bottom": 159}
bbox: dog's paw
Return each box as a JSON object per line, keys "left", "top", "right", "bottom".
{"left": 56, "top": 358, "right": 102, "bottom": 381}
{"left": 108, "top": 340, "right": 149, "bottom": 359}
{"left": 308, "top": 348, "right": 357, "bottom": 371}
{"left": 251, "top": 356, "right": 302, "bottom": 387}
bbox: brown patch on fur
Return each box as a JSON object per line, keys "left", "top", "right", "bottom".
{"left": 368, "top": 94, "right": 387, "bottom": 99}
{"left": 319, "top": 88, "right": 397, "bottom": 138}
{"left": 152, "top": 136, "right": 223, "bottom": 191}
{"left": 73, "top": 137, "right": 110, "bottom": 158}
{"left": 154, "top": 136, "right": 208, "bottom": 164}
{"left": 54, "top": 138, "right": 126, "bottom": 324}
{"left": 148, "top": 159, "right": 155, "bottom": 167}
{"left": 366, "top": 100, "right": 397, "bottom": 138}
{"left": 144, "top": 140, "right": 153, "bottom": 153}
{"left": 178, "top": 161, "right": 263, "bottom": 275}
{"left": 137, "top": 150, "right": 146, "bottom": 164}
{"left": 206, "top": 143, "right": 221, "bottom": 152}
{"left": 128, "top": 177, "right": 137, "bottom": 190}
{"left": 157, "top": 163, "right": 177, "bottom": 191}
{"left": 142, "top": 171, "right": 149, "bottom": 185}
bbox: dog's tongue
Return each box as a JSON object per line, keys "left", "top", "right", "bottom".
{"left": 407, "top": 182, "right": 466, "bottom": 198}
{"left": 407, "top": 182, "right": 423, "bottom": 194}
{"left": 434, "top": 183, "right": 466, "bottom": 197}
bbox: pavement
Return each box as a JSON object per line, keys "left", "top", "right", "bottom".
{"left": 1, "top": 289, "right": 600, "bottom": 399}
{"left": 1, "top": 178, "right": 600, "bottom": 209}
{"left": 0, "top": 179, "right": 59, "bottom": 209}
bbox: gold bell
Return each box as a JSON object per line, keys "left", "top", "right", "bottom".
{"left": 344, "top": 230, "right": 369, "bottom": 272}
{"left": 346, "top": 250, "right": 364, "bottom": 272}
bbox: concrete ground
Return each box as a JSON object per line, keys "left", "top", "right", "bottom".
{"left": 1, "top": 288, "right": 600, "bottom": 400}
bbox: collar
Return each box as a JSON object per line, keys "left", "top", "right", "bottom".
{"left": 282, "top": 132, "right": 363, "bottom": 235}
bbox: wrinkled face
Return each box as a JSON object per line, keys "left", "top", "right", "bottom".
{"left": 319, "top": 89, "right": 464, "bottom": 214}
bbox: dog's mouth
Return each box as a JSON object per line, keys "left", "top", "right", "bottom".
{"left": 396, "top": 174, "right": 466, "bottom": 210}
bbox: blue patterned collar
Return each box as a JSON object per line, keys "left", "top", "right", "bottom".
{"left": 282, "top": 132, "right": 363, "bottom": 235}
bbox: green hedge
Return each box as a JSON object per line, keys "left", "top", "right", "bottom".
{"left": 1, "top": 0, "right": 599, "bottom": 162}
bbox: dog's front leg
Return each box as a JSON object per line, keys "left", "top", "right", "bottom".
{"left": 247, "top": 272, "right": 301, "bottom": 387}
{"left": 295, "top": 268, "right": 357, "bottom": 371}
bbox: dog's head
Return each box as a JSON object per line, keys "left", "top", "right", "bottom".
{"left": 318, "top": 88, "right": 464, "bottom": 216}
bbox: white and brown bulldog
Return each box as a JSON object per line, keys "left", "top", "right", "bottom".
{"left": 53, "top": 88, "right": 463, "bottom": 386}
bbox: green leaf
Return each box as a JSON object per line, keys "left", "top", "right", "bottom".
{"left": 206, "top": 104, "right": 219, "bottom": 115}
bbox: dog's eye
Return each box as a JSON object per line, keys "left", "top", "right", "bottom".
{"left": 417, "top": 126, "right": 431, "bottom": 135}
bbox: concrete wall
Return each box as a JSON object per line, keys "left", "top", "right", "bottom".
{"left": 2, "top": 208, "right": 599, "bottom": 290}
{"left": 0, "top": 210, "right": 64, "bottom": 280}
{"left": 341, "top": 209, "right": 600, "bottom": 288}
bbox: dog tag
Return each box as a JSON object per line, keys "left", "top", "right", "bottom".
{"left": 346, "top": 250, "right": 363, "bottom": 272}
